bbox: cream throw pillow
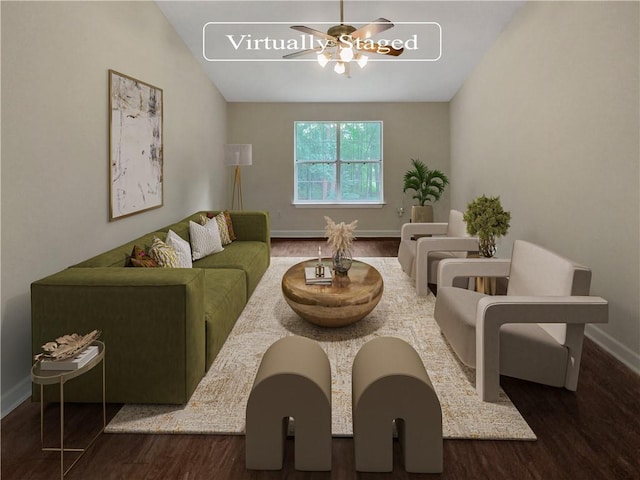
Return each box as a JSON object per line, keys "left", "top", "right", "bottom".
{"left": 166, "top": 229, "right": 192, "bottom": 268}
{"left": 149, "top": 237, "right": 179, "bottom": 268}
{"left": 200, "top": 213, "right": 232, "bottom": 246}
{"left": 189, "top": 220, "right": 223, "bottom": 260}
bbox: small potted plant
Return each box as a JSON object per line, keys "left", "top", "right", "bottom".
{"left": 402, "top": 158, "right": 449, "bottom": 222}
{"left": 463, "top": 195, "right": 511, "bottom": 257}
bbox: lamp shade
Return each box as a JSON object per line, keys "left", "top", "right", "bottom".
{"left": 224, "top": 144, "right": 252, "bottom": 166}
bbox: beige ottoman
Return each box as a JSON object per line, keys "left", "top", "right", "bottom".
{"left": 245, "top": 335, "right": 331, "bottom": 471}
{"left": 352, "top": 337, "right": 443, "bottom": 473}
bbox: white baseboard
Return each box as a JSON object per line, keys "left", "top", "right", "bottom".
{"left": 586, "top": 325, "right": 640, "bottom": 375}
{"left": 272, "top": 229, "right": 400, "bottom": 238}
{"left": 1, "top": 375, "right": 31, "bottom": 419}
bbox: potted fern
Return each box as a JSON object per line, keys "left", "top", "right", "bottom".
{"left": 402, "top": 158, "right": 449, "bottom": 222}
{"left": 463, "top": 195, "right": 511, "bottom": 257}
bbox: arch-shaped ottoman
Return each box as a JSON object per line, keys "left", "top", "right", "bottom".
{"left": 245, "top": 335, "right": 331, "bottom": 471}
{"left": 352, "top": 336, "right": 443, "bottom": 473}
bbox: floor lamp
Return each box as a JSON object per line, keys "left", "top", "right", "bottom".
{"left": 224, "top": 144, "right": 252, "bottom": 210}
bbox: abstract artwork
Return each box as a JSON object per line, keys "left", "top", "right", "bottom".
{"left": 109, "top": 70, "right": 163, "bottom": 220}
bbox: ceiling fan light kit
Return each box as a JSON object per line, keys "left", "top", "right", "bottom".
{"left": 284, "top": 0, "right": 404, "bottom": 76}
{"left": 317, "top": 52, "right": 330, "bottom": 67}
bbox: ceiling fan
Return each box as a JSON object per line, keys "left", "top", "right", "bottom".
{"left": 283, "top": 0, "right": 403, "bottom": 75}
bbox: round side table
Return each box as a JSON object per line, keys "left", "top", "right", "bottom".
{"left": 31, "top": 340, "right": 106, "bottom": 479}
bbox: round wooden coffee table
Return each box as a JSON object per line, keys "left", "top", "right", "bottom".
{"left": 281, "top": 259, "right": 384, "bottom": 328}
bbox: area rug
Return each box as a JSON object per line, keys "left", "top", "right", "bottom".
{"left": 106, "top": 257, "right": 536, "bottom": 440}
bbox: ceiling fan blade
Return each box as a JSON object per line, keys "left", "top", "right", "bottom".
{"left": 355, "top": 41, "right": 403, "bottom": 56}
{"left": 290, "top": 25, "right": 335, "bottom": 42}
{"left": 283, "top": 47, "right": 322, "bottom": 59}
{"left": 351, "top": 18, "right": 394, "bottom": 40}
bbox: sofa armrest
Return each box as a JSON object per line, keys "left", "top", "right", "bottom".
{"left": 437, "top": 258, "right": 512, "bottom": 288}
{"left": 414, "top": 237, "right": 481, "bottom": 296}
{"left": 475, "top": 295, "right": 608, "bottom": 401}
{"left": 400, "top": 222, "right": 448, "bottom": 241}
{"left": 229, "top": 211, "right": 270, "bottom": 247}
{"left": 31, "top": 267, "right": 206, "bottom": 404}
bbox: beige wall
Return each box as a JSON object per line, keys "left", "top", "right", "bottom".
{"left": 227, "top": 102, "right": 450, "bottom": 236}
{"left": 1, "top": 1, "right": 228, "bottom": 414}
{"left": 450, "top": 1, "right": 639, "bottom": 370}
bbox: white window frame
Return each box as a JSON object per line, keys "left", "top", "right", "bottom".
{"left": 293, "top": 121, "right": 384, "bottom": 208}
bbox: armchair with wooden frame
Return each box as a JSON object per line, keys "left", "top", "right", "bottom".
{"left": 397, "top": 209, "right": 478, "bottom": 296}
{"left": 434, "top": 240, "right": 608, "bottom": 402}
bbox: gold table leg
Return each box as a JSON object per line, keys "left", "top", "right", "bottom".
{"left": 39, "top": 357, "right": 106, "bottom": 479}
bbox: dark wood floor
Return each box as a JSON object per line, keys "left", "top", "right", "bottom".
{"left": 271, "top": 237, "right": 403, "bottom": 258}
{"left": 3, "top": 239, "right": 639, "bottom": 479}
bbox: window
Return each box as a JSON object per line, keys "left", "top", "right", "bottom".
{"left": 294, "top": 121, "right": 383, "bottom": 205}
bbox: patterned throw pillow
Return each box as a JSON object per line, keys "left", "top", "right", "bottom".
{"left": 166, "top": 229, "right": 192, "bottom": 268}
{"left": 189, "top": 220, "right": 223, "bottom": 260}
{"left": 149, "top": 237, "right": 179, "bottom": 268}
{"left": 127, "top": 245, "right": 158, "bottom": 268}
{"left": 223, "top": 211, "right": 236, "bottom": 241}
{"left": 206, "top": 211, "right": 236, "bottom": 241}
{"left": 201, "top": 213, "right": 232, "bottom": 245}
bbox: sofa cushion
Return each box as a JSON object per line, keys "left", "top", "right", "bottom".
{"left": 193, "top": 240, "right": 269, "bottom": 296}
{"left": 435, "top": 286, "right": 569, "bottom": 386}
{"left": 202, "top": 268, "right": 247, "bottom": 369}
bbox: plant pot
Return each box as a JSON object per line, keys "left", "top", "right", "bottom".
{"left": 478, "top": 236, "right": 497, "bottom": 258}
{"left": 410, "top": 205, "right": 433, "bottom": 223}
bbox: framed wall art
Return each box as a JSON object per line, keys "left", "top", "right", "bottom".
{"left": 109, "top": 70, "right": 163, "bottom": 221}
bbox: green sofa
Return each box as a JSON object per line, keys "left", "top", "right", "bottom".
{"left": 31, "top": 211, "right": 270, "bottom": 404}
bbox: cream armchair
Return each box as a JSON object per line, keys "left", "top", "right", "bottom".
{"left": 397, "top": 210, "right": 478, "bottom": 296}
{"left": 434, "top": 240, "right": 608, "bottom": 402}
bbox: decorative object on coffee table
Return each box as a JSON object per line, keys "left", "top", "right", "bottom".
{"left": 402, "top": 158, "right": 449, "bottom": 223}
{"left": 324, "top": 216, "right": 357, "bottom": 276}
{"left": 463, "top": 195, "right": 511, "bottom": 258}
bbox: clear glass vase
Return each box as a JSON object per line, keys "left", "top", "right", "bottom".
{"left": 332, "top": 249, "right": 353, "bottom": 276}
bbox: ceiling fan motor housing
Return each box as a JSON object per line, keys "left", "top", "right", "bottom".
{"left": 327, "top": 24, "right": 356, "bottom": 38}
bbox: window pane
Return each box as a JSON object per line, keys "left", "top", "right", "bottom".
{"left": 296, "top": 163, "right": 337, "bottom": 201}
{"left": 295, "top": 122, "right": 337, "bottom": 162}
{"left": 339, "top": 162, "right": 382, "bottom": 201}
{"left": 294, "top": 120, "right": 383, "bottom": 203}
{"left": 340, "top": 122, "right": 381, "bottom": 161}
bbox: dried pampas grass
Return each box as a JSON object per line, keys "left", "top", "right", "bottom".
{"left": 324, "top": 216, "right": 358, "bottom": 252}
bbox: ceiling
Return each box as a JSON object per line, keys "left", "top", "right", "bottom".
{"left": 156, "top": 1, "right": 525, "bottom": 102}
